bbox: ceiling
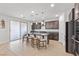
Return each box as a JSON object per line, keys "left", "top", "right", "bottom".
{"left": 0, "top": 3, "right": 74, "bottom": 22}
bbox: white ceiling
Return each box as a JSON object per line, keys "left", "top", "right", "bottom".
{"left": 0, "top": 3, "right": 74, "bottom": 21}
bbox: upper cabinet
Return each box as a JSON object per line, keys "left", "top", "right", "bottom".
{"left": 32, "top": 23, "right": 41, "bottom": 30}
{"left": 75, "top": 3, "right": 79, "bottom": 20}
{"left": 31, "top": 21, "right": 59, "bottom": 30}
{"left": 45, "top": 21, "right": 59, "bottom": 29}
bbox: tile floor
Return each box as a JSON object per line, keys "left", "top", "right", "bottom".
{"left": 0, "top": 40, "right": 73, "bottom": 56}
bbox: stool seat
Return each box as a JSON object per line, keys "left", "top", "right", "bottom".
{"left": 40, "top": 39, "right": 46, "bottom": 41}
{"left": 37, "top": 39, "right": 47, "bottom": 49}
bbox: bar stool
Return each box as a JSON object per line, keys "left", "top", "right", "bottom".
{"left": 37, "top": 36, "right": 47, "bottom": 49}
{"left": 37, "top": 39, "right": 47, "bottom": 49}
{"left": 31, "top": 34, "right": 39, "bottom": 48}
{"left": 22, "top": 34, "right": 27, "bottom": 42}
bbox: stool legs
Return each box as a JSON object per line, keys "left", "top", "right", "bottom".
{"left": 37, "top": 40, "right": 47, "bottom": 49}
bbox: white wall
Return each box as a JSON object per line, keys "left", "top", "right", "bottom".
{"left": 27, "top": 22, "right": 32, "bottom": 33}
{"left": 59, "top": 13, "right": 66, "bottom": 46}
{"left": 0, "top": 20, "right": 10, "bottom": 44}
{"left": 0, "top": 14, "right": 28, "bottom": 44}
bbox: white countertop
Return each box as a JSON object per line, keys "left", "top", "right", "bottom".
{"left": 34, "top": 29, "right": 59, "bottom": 32}
{"left": 30, "top": 33, "right": 48, "bottom": 36}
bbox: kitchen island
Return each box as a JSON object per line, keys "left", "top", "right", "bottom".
{"left": 30, "top": 29, "right": 59, "bottom": 44}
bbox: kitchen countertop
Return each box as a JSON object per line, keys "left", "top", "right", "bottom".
{"left": 30, "top": 32, "right": 49, "bottom": 36}
{"left": 32, "top": 29, "right": 59, "bottom": 33}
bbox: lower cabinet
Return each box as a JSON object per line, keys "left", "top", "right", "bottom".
{"left": 74, "top": 39, "right": 79, "bottom": 55}
{"left": 48, "top": 33, "right": 59, "bottom": 41}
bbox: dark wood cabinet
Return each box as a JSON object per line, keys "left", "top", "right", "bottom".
{"left": 73, "top": 3, "right": 79, "bottom": 55}
{"left": 48, "top": 33, "right": 59, "bottom": 41}
{"left": 66, "top": 22, "right": 74, "bottom": 53}
{"left": 65, "top": 8, "right": 75, "bottom": 54}
{"left": 32, "top": 23, "right": 41, "bottom": 30}
{"left": 45, "top": 21, "right": 59, "bottom": 29}
{"left": 66, "top": 3, "right": 79, "bottom": 55}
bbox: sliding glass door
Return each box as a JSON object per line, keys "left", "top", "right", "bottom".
{"left": 20, "top": 23, "right": 27, "bottom": 39}
{"left": 10, "top": 21, "right": 27, "bottom": 41}
{"left": 10, "top": 21, "right": 20, "bottom": 41}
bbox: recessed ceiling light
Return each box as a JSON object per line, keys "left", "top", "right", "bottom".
{"left": 56, "top": 14, "right": 59, "bottom": 17}
{"left": 31, "top": 11, "right": 34, "bottom": 13}
{"left": 50, "top": 4, "right": 54, "bottom": 7}
{"left": 31, "top": 23, "right": 33, "bottom": 25}
{"left": 36, "top": 22, "right": 37, "bottom": 24}
{"left": 41, "top": 22, "right": 44, "bottom": 24}
{"left": 76, "top": 10, "right": 79, "bottom": 14}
